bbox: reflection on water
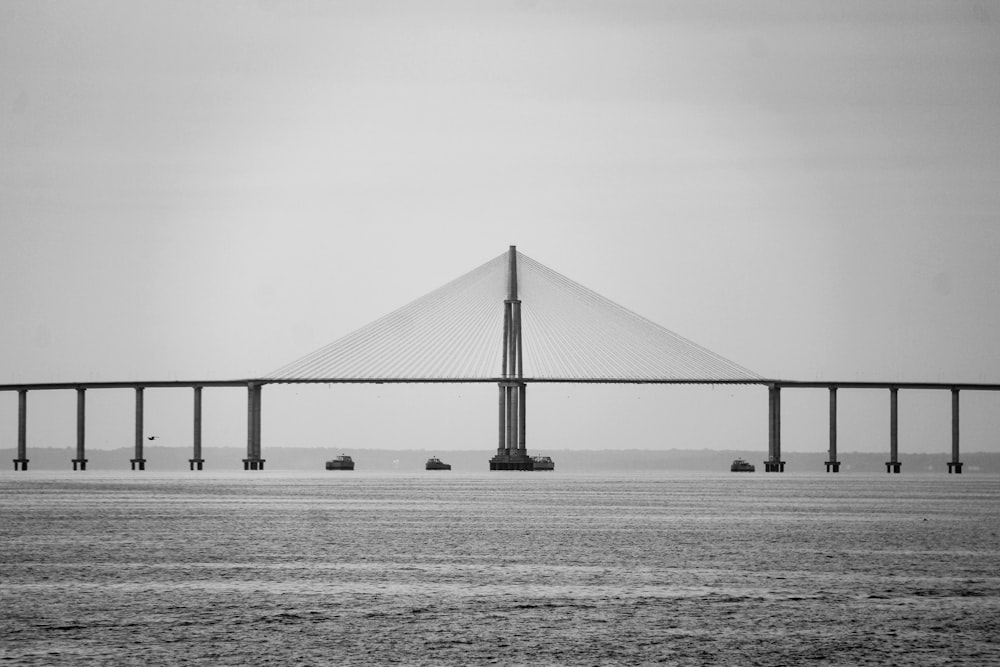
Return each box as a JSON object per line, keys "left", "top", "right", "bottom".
{"left": 1, "top": 472, "right": 998, "bottom": 665}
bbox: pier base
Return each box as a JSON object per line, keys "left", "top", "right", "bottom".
{"left": 764, "top": 460, "right": 785, "bottom": 473}
{"left": 189, "top": 458, "right": 204, "bottom": 471}
{"left": 947, "top": 461, "right": 963, "bottom": 474}
{"left": 72, "top": 458, "right": 88, "bottom": 471}
{"left": 130, "top": 458, "right": 146, "bottom": 471}
{"left": 13, "top": 458, "right": 28, "bottom": 471}
{"left": 489, "top": 454, "right": 534, "bottom": 471}
{"left": 825, "top": 461, "right": 841, "bottom": 473}
{"left": 242, "top": 458, "right": 266, "bottom": 471}
{"left": 885, "top": 462, "right": 901, "bottom": 474}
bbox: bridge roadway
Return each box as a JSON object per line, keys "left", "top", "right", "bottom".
{"left": 3, "top": 378, "right": 999, "bottom": 473}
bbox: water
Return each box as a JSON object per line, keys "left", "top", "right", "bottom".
{"left": 1, "top": 471, "right": 998, "bottom": 666}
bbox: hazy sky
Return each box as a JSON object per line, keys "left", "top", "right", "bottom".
{"left": 2, "top": 1, "right": 999, "bottom": 457}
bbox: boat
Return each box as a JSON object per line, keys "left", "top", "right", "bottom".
{"left": 532, "top": 455, "right": 555, "bottom": 471}
{"left": 730, "top": 458, "right": 755, "bottom": 472}
{"left": 325, "top": 454, "right": 355, "bottom": 470}
{"left": 425, "top": 457, "right": 451, "bottom": 470}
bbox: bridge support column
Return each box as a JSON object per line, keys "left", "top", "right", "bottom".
{"left": 130, "top": 387, "right": 146, "bottom": 471}
{"left": 765, "top": 385, "right": 784, "bottom": 472}
{"left": 948, "top": 388, "right": 962, "bottom": 474}
{"left": 491, "top": 380, "right": 531, "bottom": 470}
{"left": 825, "top": 387, "right": 840, "bottom": 472}
{"left": 243, "top": 383, "right": 265, "bottom": 470}
{"left": 507, "top": 373, "right": 517, "bottom": 455}
{"left": 190, "top": 386, "right": 204, "bottom": 470}
{"left": 886, "top": 387, "right": 901, "bottom": 473}
{"left": 13, "top": 389, "right": 28, "bottom": 471}
{"left": 72, "top": 388, "right": 88, "bottom": 471}
{"left": 518, "top": 383, "right": 526, "bottom": 457}
{"left": 496, "top": 384, "right": 505, "bottom": 459}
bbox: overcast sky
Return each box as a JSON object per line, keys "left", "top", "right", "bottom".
{"left": 2, "top": 1, "right": 999, "bottom": 458}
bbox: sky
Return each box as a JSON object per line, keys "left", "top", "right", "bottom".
{"left": 2, "top": 1, "right": 1000, "bottom": 458}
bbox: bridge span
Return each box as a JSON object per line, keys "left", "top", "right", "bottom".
{"left": 4, "top": 247, "right": 996, "bottom": 473}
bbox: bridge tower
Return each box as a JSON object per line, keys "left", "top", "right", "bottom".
{"left": 490, "top": 246, "right": 533, "bottom": 471}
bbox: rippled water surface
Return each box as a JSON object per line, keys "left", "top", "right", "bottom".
{"left": 1, "top": 471, "right": 998, "bottom": 666}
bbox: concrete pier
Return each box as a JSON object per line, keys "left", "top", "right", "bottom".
{"left": 948, "top": 388, "right": 963, "bottom": 474}
{"left": 497, "top": 383, "right": 505, "bottom": 456}
{"left": 491, "top": 380, "right": 533, "bottom": 469}
{"left": 72, "top": 387, "right": 88, "bottom": 471}
{"left": 13, "top": 389, "right": 28, "bottom": 470}
{"left": 243, "top": 382, "right": 265, "bottom": 470}
{"left": 825, "top": 386, "right": 840, "bottom": 472}
{"left": 518, "top": 382, "right": 526, "bottom": 458}
{"left": 765, "top": 385, "right": 785, "bottom": 472}
{"left": 190, "top": 386, "right": 204, "bottom": 470}
{"left": 130, "top": 387, "right": 146, "bottom": 471}
{"left": 886, "top": 387, "right": 901, "bottom": 473}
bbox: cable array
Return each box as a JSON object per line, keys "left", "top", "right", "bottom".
{"left": 517, "top": 254, "right": 760, "bottom": 381}
{"left": 268, "top": 252, "right": 507, "bottom": 381}
{"left": 266, "top": 250, "right": 760, "bottom": 382}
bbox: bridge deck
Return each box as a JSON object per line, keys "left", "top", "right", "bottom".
{"left": 4, "top": 378, "right": 1000, "bottom": 391}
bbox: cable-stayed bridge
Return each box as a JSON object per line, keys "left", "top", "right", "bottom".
{"left": 265, "top": 247, "right": 760, "bottom": 471}
{"left": 3, "top": 246, "right": 997, "bottom": 473}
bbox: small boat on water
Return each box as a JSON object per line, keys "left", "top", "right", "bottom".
{"left": 532, "top": 455, "right": 555, "bottom": 471}
{"left": 325, "top": 454, "right": 355, "bottom": 470}
{"left": 730, "top": 458, "right": 755, "bottom": 472}
{"left": 425, "top": 457, "right": 451, "bottom": 470}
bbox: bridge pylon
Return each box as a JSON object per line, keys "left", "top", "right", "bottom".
{"left": 490, "top": 247, "right": 535, "bottom": 471}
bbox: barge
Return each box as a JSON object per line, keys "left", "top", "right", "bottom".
{"left": 426, "top": 457, "right": 452, "bottom": 470}
{"left": 325, "top": 454, "right": 355, "bottom": 470}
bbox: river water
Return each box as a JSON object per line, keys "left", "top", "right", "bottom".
{"left": 1, "top": 471, "right": 998, "bottom": 666}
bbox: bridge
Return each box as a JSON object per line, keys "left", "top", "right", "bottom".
{"left": 3, "top": 246, "right": 997, "bottom": 473}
